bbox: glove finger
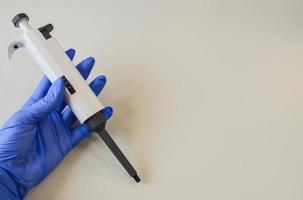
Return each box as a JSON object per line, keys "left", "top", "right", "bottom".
{"left": 66, "top": 48, "right": 76, "bottom": 60}
{"left": 62, "top": 75, "right": 107, "bottom": 126}
{"left": 101, "top": 106, "right": 113, "bottom": 120}
{"left": 23, "top": 76, "right": 51, "bottom": 107}
{"left": 24, "top": 48, "right": 75, "bottom": 107}
{"left": 76, "top": 57, "right": 95, "bottom": 79}
{"left": 70, "top": 107, "right": 113, "bottom": 146}
{"left": 90, "top": 75, "right": 106, "bottom": 95}
{"left": 20, "top": 79, "right": 65, "bottom": 123}
{"left": 57, "top": 56, "right": 96, "bottom": 113}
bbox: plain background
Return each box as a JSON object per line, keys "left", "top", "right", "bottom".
{"left": 1, "top": 0, "right": 303, "bottom": 199}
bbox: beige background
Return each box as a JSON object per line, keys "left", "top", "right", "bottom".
{"left": 1, "top": 0, "right": 303, "bottom": 199}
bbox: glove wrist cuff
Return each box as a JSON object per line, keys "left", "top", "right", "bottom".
{"left": 0, "top": 167, "right": 26, "bottom": 200}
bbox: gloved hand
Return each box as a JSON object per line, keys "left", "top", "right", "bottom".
{"left": 0, "top": 49, "right": 113, "bottom": 200}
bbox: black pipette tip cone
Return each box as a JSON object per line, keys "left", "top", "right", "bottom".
{"left": 133, "top": 174, "right": 141, "bottom": 183}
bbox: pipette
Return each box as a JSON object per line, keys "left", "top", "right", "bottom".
{"left": 8, "top": 13, "right": 141, "bottom": 183}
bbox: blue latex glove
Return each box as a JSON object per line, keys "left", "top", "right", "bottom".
{"left": 0, "top": 49, "right": 113, "bottom": 200}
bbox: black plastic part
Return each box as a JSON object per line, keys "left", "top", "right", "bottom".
{"left": 12, "top": 13, "right": 29, "bottom": 27}
{"left": 85, "top": 110, "right": 107, "bottom": 130}
{"left": 133, "top": 174, "right": 141, "bottom": 183}
{"left": 85, "top": 112, "right": 140, "bottom": 183}
{"left": 95, "top": 127, "right": 140, "bottom": 182}
{"left": 61, "top": 76, "right": 76, "bottom": 94}
{"left": 39, "top": 24, "right": 54, "bottom": 40}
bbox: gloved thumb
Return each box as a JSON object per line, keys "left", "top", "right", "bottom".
{"left": 22, "top": 79, "right": 65, "bottom": 123}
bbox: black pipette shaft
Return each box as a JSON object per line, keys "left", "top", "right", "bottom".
{"left": 94, "top": 126, "right": 141, "bottom": 183}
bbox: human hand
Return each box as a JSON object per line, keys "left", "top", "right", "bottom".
{"left": 0, "top": 49, "right": 113, "bottom": 200}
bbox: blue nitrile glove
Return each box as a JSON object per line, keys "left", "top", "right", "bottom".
{"left": 0, "top": 49, "right": 113, "bottom": 200}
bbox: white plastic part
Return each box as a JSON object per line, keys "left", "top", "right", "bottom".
{"left": 9, "top": 20, "right": 104, "bottom": 123}
{"left": 8, "top": 39, "right": 25, "bottom": 59}
{"left": 18, "top": 20, "right": 32, "bottom": 32}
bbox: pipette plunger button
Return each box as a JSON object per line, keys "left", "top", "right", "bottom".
{"left": 12, "top": 13, "right": 29, "bottom": 28}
